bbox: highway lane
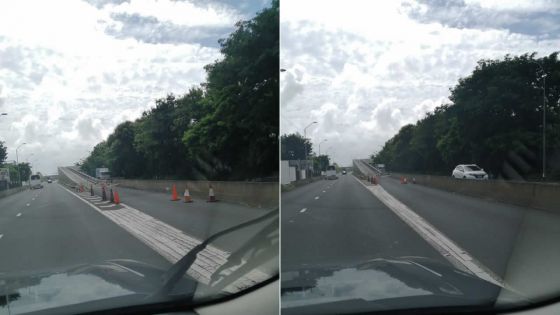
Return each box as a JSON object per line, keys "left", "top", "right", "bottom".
{"left": 60, "top": 166, "right": 275, "bottom": 253}
{"left": 281, "top": 172, "right": 449, "bottom": 270}
{"left": 377, "top": 175, "right": 560, "bottom": 280}
{"left": 0, "top": 182, "right": 170, "bottom": 273}
{"left": 377, "top": 176, "right": 524, "bottom": 278}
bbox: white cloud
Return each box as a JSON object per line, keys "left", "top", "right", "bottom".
{"left": 281, "top": 0, "right": 560, "bottom": 166}
{"left": 0, "top": 0, "right": 264, "bottom": 174}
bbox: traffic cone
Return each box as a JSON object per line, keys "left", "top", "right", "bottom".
{"left": 114, "top": 190, "right": 120, "bottom": 204}
{"left": 90, "top": 185, "right": 94, "bottom": 196}
{"left": 101, "top": 185, "right": 107, "bottom": 201}
{"left": 171, "top": 184, "right": 179, "bottom": 201}
{"left": 183, "top": 186, "right": 193, "bottom": 203}
{"left": 207, "top": 185, "right": 217, "bottom": 202}
{"left": 403, "top": 177, "right": 408, "bottom": 184}
{"left": 110, "top": 188, "right": 114, "bottom": 203}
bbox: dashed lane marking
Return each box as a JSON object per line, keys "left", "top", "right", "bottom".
{"left": 26, "top": 203, "right": 30, "bottom": 207}
{"left": 314, "top": 196, "right": 319, "bottom": 200}
{"left": 0, "top": 234, "right": 3, "bottom": 239}
{"left": 16, "top": 213, "right": 22, "bottom": 217}
{"left": 353, "top": 175, "right": 504, "bottom": 287}
{"left": 300, "top": 208, "right": 307, "bottom": 213}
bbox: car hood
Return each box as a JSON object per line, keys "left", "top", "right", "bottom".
{"left": 281, "top": 257, "right": 526, "bottom": 314}
{"left": 0, "top": 259, "right": 198, "bottom": 315}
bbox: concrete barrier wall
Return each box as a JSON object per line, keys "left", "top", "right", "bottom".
{"left": 113, "top": 179, "right": 278, "bottom": 209}
{"left": 0, "top": 186, "right": 27, "bottom": 199}
{"left": 391, "top": 173, "right": 560, "bottom": 213}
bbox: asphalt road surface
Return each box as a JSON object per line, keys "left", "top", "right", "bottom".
{"left": 281, "top": 173, "right": 448, "bottom": 271}
{"left": 282, "top": 168, "right": 560, "bottom": 296}
{"left": 0, "top": 183, "right": 169, "bottom": 273}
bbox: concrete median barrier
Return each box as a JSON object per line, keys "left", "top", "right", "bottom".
{"left": 113, "top": 179, "right": 278, "bottom": 209}
{"left": 390, "top": 173, "right": 560, "bottom": 213}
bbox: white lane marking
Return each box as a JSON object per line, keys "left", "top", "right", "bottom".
{"left": 353, "top": 175, "right": 504, "bottom": 287}
{"left": 322, "top": 190, "right": 326, "bottom": 193}
{"left": 32, "top": 198, "right": 35, "bottom": 201}
{"left": 299, "top": 208, "right": 307, "bottom": 213}
{"left": 94, "top": 201, "right": 111, "bottom": 205}
{"left": 26, "top": 203, "right": 30, "bottom": 206}
{"left": 16, "top": 213, "right": 22, "bottom": 217}
{"left": 59, "top": 184, "right": 268, "bottom": 292}
{"left": 314, "top": 196, "right": 319, "bottom": 200}
{"left": 99, "top": 204, "right": 117, "bottom": 208}
{"left": 0, "top": 234, "right": 2, "bottom": 239}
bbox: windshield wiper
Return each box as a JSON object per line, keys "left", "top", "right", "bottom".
{"left": 149, "top": 208, "right": 279, "bottom": 300}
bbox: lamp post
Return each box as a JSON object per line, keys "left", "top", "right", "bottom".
{"left": 318, "top": 139, "right": 327, "bottom": 156}
{"left": 530, "top": 60, "right": 547, "bottom": 180}
{"left": 16, "top": 143, "right": 26, "bottom": 186}
{"left": 303, "top": 121, "right": 317, "bottom": 177}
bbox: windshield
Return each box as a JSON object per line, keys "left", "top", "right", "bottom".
{"left": 280, "top": 0, "right": 560, "bottom": 314}
{"left": 0, "top": 0, "right": 278, "bottom": 313}
{"left": 465, "top": 165, "right": 482, "bottom": 171}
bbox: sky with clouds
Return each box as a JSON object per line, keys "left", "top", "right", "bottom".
{"left": 0, "top": 0, "right": 269, "bottom": 175}
{"left": 280, "top": 0, "right": 560, "bottom": 166}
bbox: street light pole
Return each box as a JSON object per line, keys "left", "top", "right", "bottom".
{"left": 303, "top": 121, "right": 317, "bottom": 177}
{"left": 16, "top": 143, "right": 26, "bottom": 186}
{"left": 318, "top": 139, "right": 327, "bottom": 156}
{"left": 531, "top": 61, "right": 547, "bottom": 180}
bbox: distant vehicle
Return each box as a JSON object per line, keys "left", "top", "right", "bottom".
{"left": 452, "top": 164, "right": 488, "bottom": 180}
{"left": 47, "top": 178, "right": 52, "bottom": 183}
{"left": 342, "top": 170, "right": 347, "bottom": 175}
{"left": 326, "top": 165, "right": 337, "bottom": 180}
{"left": 95, "top": 168, "right": 111, "bottom": 180}
{"left": 30, "top": 174, "right": 43, "bottom": 189}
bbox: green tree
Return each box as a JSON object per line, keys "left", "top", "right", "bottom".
{"left": 183, "top": 0, "right": 279, "bottom": 180}
{"left": 373, "top": 52, "right": 560, "bottom": 179}
{"left": 0, "top": 141, "right": 7, "bottom": 165}
{"left": 281, "top": 133, "right": 312, "bottom": 160}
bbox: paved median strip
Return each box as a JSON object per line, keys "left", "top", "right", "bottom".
{"left": 59, "top": 183, "right": 269, "bottom": 293}
{"left": 353, "top": 175, "right": 505, "bottom": 287}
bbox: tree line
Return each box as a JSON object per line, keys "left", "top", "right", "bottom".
{"left": 280, "top": 133, "right": 331, "bottom": 173}
{"left": 373, "top": 53, "right": 560, "bottom": 181}
{"left": 0, "top": 142, "right": 32, "bottom": 187}
{"left": 80, "top": 1, "right": 278, "bottom": 181}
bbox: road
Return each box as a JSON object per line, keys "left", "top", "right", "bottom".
{"left": 0, "top": 182, "right": 169, "bottom": 272}
{"left": 282, "top": 169, "right": 560, "bottom": 294}
{"left": 281, "top": 173, "right": 447, "bottom": 270}
{"left": 0, "top": 168, "right": 276, "bottom": 287}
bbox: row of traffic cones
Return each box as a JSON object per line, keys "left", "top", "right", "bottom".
{"left": 99, "top": 184, "right": 121, "bottom": 204}
{"left": 170, "top": 184, "right": 217, "bottom": 203}
{"left": 367, "top": 175, "right": 379, "bottom": 185}
{"left": 400, "top": 177, "right": 417, "bottom": 184}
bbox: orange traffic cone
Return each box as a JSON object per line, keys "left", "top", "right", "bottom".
{"left": 171, "top": 184, "right": 179, "bottom": 201}
{"left": 183, "top": 186, "right": 193, "bottom": 203}
{"left": 114, "top": 190, "right": 120, "bottom": 204}
{"left": 207, "top": 185, "right": 217, "bottom": 202}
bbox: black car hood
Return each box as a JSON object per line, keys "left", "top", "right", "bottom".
{"left": 0, "top": 259, "right": 198, "bottom": 315}
{"left": 281, "top": 257, "right": 526, "bottom": 314}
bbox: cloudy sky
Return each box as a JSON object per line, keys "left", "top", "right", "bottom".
{"left": 280, "top": 0, "right": 560, "bottom": 166}
{"left": 0, "top": 0, "right": 269, "bottom": 175}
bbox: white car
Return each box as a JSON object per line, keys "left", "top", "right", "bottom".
{"left": 452, "top": 164, "right": 488, "bottom": 180}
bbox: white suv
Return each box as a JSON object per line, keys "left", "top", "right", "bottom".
{"left": 452, "top": 164, "right": 488, "bottom": 180}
